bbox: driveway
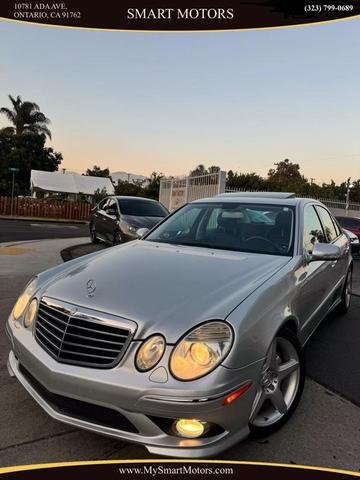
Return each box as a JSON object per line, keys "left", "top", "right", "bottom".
{"left": 0, "top": 239, "right": 359, "bottom": 470}
{"left": 0, "top": 219, "right": 89, "bottom": 243}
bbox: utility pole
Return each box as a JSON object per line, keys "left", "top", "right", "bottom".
{"left": 8, "top": 167, "right": 19, "bottom": 216}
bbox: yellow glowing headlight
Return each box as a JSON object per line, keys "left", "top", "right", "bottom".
{"left": 24, "top": 299, "right": 38, "bottom": 328}
{"left": 170, "top": 322, "right": 233, "bottom": 381}
{"left": 136, "top": 335, "right": 166, "bottom": 371}
{"left": 12, "top": 278, "right": 38, "bottom": 321}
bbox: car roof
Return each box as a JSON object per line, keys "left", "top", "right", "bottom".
{"left": 191, "top": 193, "right": 321, "bottom": 207}
{"left": 112, "top": 196, "right": 159, "bottom": 202}
{"left": 218, "top": 192, "right": 296, "bottom": 199}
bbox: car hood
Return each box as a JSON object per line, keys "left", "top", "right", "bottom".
{"left": 42, "top": 241, "right": 290, "bottom": 342}
{"left": 122, "top": 215, "right": 164, "bottom": 229}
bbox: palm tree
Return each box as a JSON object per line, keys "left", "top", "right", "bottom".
{"left": 0, "top": 95, "right": 51, "bottom": 139}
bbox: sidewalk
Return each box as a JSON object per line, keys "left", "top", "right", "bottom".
{"left": 0, "top": 237, "right": 85, "bottom": 278}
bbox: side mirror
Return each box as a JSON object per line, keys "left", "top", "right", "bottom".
{"left": 136, "top": 227, "right": 149, "bottom": 239}
{"left": 309, "top": 243, "right": 341, "bottom": 262}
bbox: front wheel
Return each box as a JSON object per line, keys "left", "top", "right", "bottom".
{"left": 338, "top": 267, "right": 352, "bottom": 314}
{"left": 249, "top": 328, "right": 305, "bottom": 437}
{"left": 113, "top": 230, "right": 122, "bottom": 246}
{"left": 90, "top": 223, "right": 100, "bottom": 244}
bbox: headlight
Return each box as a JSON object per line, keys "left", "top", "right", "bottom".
{"left": 24, "top": 299, "right": 38, "bottom": 328}
{"left": 136, "top": 335, "right": 166, "bottom": 371}
{"left": 170, "top": 321, "right": 233, "bottom": 381}
{"left": 126, "top": 224, "right": 138, "bottom": 234}
{"left": 12, "top": 277, "right": 38, "bottom": 321}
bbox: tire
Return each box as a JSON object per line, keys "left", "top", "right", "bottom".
{"left": 113, "top": 230, "right": 122, "bottom": 246}
{"left": 338, "top": 267, "right": 353, "bottom": 314}
{"left": 89, "top": 223, "right": 100, "bottom": 244}
{"left": 249, "top": 328, "right": 305, "bottom": 437}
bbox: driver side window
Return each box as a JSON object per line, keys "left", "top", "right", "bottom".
{"left": 159, "top": 206, "right": 202, "bottom": 240}
{"left": 303, "top": 205, "right": 325, "bottom": 253}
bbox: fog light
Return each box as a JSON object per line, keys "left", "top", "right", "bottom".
{"left": 174, "top": 419, "right": 206, "bottom": 438}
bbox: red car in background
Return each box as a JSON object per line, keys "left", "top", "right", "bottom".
{"left": 336, "top": 216, "right": 360, "bottom": 240}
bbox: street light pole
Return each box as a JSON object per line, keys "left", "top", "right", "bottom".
{"left": 345, "top": 177, "right": 351, "bottom": 217}
{"left": 8, "top": 167, "right": 19, "bottom": 217}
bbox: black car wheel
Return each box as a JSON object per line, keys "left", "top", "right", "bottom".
{"left": 90, "top": 223, "right": 100, "bottom": 244}
{"left": 113, "top": 230, "right": 122, "bottom": 246}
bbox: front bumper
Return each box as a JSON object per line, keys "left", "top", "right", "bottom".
{"left": 6, "top": 316, "right": 262, "bottom": 458}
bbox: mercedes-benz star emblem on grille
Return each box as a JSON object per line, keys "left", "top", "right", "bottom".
{"left": 86, "top": 279, "right": 97, "bottom": 297}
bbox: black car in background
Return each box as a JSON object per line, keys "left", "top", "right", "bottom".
{"left": 90, "top": 196, "right": 169, "bottom": 245}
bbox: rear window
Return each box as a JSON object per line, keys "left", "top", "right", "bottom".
{"left": 118, "top": 199, "right": 168, "bottom": 217}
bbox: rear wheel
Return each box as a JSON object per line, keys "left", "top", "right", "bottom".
{"left": 338, "top": 267, "right": 352, "bottom": 314}
{"left": 249, "top": 329, "right": 305, "bottom": 437}
{"left": 90, "top": 223, "right": 100, "bottom": 244}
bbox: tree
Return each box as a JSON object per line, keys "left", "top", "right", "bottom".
{"left": 0, "top": 95, "right": 51, "bottom": 139}
{"left": 227, "top": 171, "right": 267, "bottom": 191}
{"left": 144, "top": 172, "right": 164, "bottom": 200}
{"left": 189, "top": 164, "right": 207, "bottom": 177}
{"left": 93, "top": 187, "right": 108, "bottom": 204}
{"left": 268, "top": 159, "right": 303, "bottom": 183}
{"left": 85, "top": 165, "right": 110, "bottom": 178}
{"left": 267, "top": 158, "right": 308, "bottom": 192}
{"left": 0, "top": 132, "right": 62, "bottom": 196}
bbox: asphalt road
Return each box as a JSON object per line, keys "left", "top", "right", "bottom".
{"left": 1, "top": 239, "right": 360, "bottom": 470}
{"left": 0, "top": 219, "right": 89, "bottom": 243}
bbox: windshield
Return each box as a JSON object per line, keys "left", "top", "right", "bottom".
{"left": 118, "top": 199, "right": 168, "bottom": 217}
{"left": 146, "top": 202, "right": 295, "bottom": 256}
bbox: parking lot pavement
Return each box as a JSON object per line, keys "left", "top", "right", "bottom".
{"left": 0, "top": 219, "right": 89, "bottom": 243}
{"left": 0, "top": 239, "right": 360, "bottom": 470}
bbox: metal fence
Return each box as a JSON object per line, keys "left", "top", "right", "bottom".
{"left": 159, "top": 171, "right": 226, "bottom": 211}
{"left": 159, "top": 173, "right": 360, "bottom": 217}
{"left": 225, "top": 186, "right": 360, "bottom": 217}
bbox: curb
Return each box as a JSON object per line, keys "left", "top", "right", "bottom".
{"left": 60, "top": 242, "right": 105, "bottom": 262}
{"left": 60, "top": 243, "right": 89, "bottom": 262}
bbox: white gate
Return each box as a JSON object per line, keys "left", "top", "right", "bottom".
{"left": 159, "top": 171, "right": 226, "bottom": 211}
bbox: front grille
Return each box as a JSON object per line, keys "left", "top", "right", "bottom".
{"left": 35, "top": 299, "right": 133, "bottom": 368}
{"left": 19, "top": 364, "right": 138, "bottom": 433}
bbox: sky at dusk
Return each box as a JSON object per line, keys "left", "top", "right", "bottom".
{"left": 0, "top": 18, "right": 359, "bottom": 184}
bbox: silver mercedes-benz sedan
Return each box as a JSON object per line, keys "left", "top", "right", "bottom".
{"left": 6, "top": 193, "right": 352, "bottom": 458}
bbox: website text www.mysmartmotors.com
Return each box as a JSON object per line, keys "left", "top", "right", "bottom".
{"left": 118, "top": 465, "right": 234, "bottom": 476}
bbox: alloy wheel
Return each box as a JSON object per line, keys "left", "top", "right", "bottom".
{"left": 345, "top": 270, "right": 352, "bottom": 309}
{"left": 250, "top": 336, "right": 301, "bottom": 427}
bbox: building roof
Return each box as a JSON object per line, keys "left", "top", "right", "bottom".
{"left": 30, "top": 170, "right": 115, "bottom": 196}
